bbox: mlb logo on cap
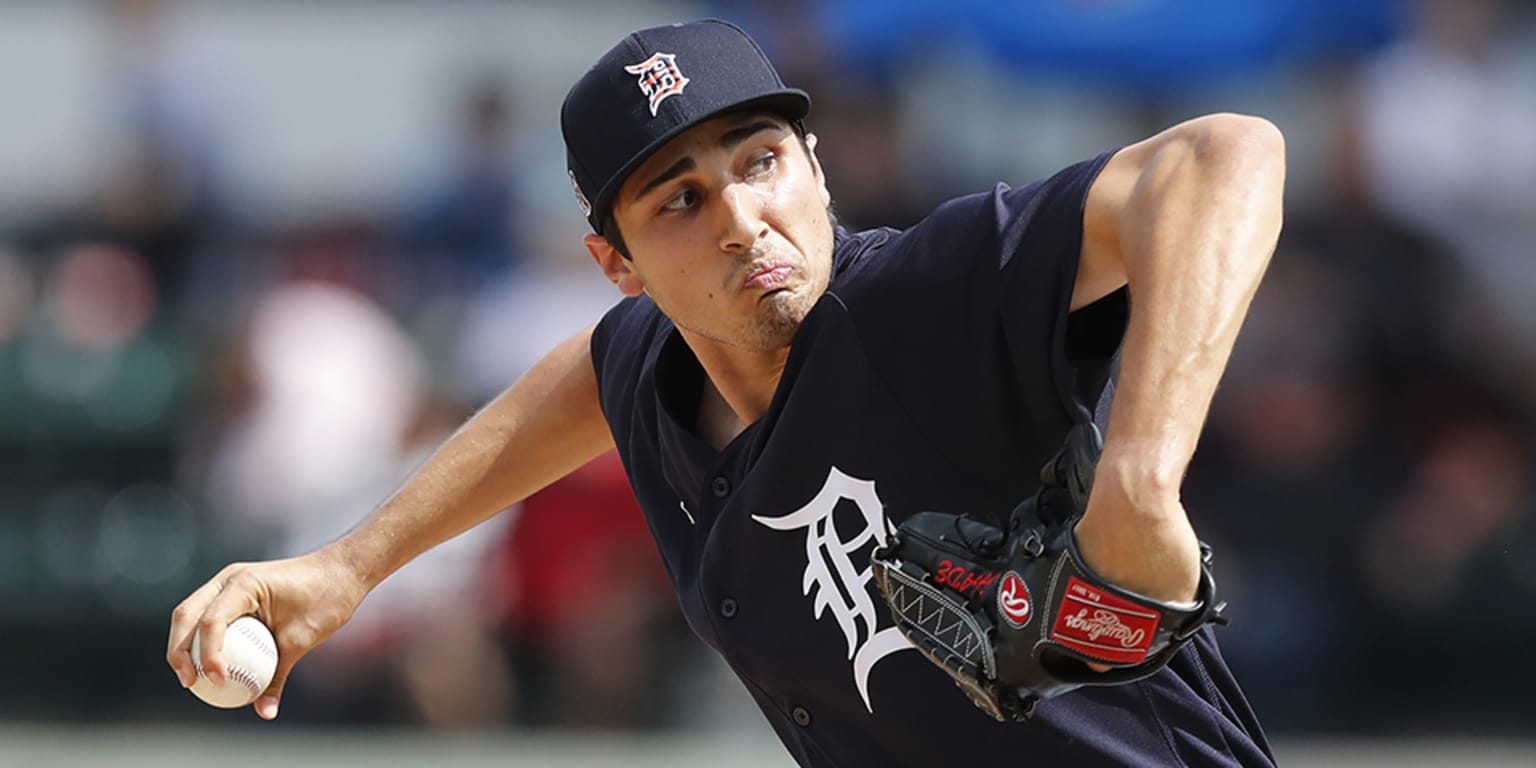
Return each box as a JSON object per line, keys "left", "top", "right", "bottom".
{"left": 560, "top": 19, "right": 810, "bottom": 233}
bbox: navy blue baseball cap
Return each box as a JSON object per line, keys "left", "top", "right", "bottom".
{"left": 560, "top": 19, "right": 811, "bottom": 234}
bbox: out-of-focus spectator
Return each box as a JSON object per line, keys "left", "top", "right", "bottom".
{"left": 453, "top": 248, "right": 684, "bottom": 729}
{"left": 1322, "top": 5, "right": 1536, "bottom": 728}
{"left": 92, "top": 0, "right": 228, "bottom": 315}
{"left": 799, "top": 74, "right": 931, "bottom": 231}
{"left": 1348, "top": 0, "right": 1536, "bottom": 394}
{"left": 450, "top": 250, "right": 617, "bottom": 407}
{"left": 20, "top": 242, "right": 178, "bottom": 434}
{"left": 496, "top": 451, "right": 678, "bottom": 729}
{"left": 199, "top": 280, "right": 512, "bottom": 727}
{"left": 398, "top": 78, "right": 526, "bottom": 315}
{"left": 202, "top": 282, "right": 424, "bottom": 549}
{"left": 1354, "top": 399, "right": 1536, "bottom": 731}
{"left": 1363, "top": 409, "right": 1530, "bottom": 616}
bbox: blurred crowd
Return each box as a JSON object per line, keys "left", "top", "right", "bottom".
{"left": 1, "top": 0, "right": 1533, "bottom": 740}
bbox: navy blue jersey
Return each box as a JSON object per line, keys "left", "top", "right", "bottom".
{"left": 591, "top": 155, "right": 1274, "bottom": 767}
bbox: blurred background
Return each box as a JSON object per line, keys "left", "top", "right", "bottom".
{"left": 1, "top": 0, "right": 1533, "bottom": 765}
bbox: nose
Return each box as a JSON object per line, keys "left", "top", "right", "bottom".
{"left": 716, "top": 181, "right": 768, "bottom": 254}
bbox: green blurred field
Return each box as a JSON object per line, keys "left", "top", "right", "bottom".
{"left": 0, "top": 727, "right": 1532, "bottom": 768}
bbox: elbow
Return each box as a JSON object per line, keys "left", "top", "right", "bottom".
{"left": 1190, "top": 113, "right": 1287, "bottom": 183}
{"left": 1170, "top": 114, "right": 1287, "bottom": 241}
{"left": 1202, "top": 113, "right": 1285, "bottom": 149}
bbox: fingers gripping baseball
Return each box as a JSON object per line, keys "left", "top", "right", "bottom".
{"left": 167, "top": 563, "right": 258, "bottom": 689}
{"left": 167, "top": 551, "right": 367, "bottom": 719}
{"left": 256, "top": 623, "right": 314, "bottom": 720}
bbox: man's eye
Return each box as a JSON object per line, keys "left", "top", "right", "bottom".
{"left": 661, "top": 189, "right": 698, "bottom": 212}
{"left": 748, "top": 153, "right": 777, "bottom": 177}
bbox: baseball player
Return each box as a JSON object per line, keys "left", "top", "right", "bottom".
{"left": 168, "top": 19, "right": 1283, "bottom": 767}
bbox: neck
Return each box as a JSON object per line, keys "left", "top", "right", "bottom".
{"left": 682, "top": 330, "right": 790, "bottom": 443}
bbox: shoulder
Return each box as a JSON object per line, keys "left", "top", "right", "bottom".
{"left": 842, "top": 152, "right": 1117, "bottom": 261}
{"left": 1005, "top": 152, "right": 1119, "bottom": 238}
{"left": 591, "top": 295, "right": 669, "bottom": 385}
{"left": 828, "top": 153, "right": 1116, "bottom": 288}
{"left": 827, "top": 188, "right": 1010, "bottom": 287}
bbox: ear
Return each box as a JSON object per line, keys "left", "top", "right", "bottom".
{"left": 804, "top": 133, "right": 831, "bottom": 208}
{"left": 585, "top": 234, "right": 646, "bottom": 297}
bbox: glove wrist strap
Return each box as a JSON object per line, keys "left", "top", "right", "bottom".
{"left": 1034, "top": 533, "right": 1224, "bottom": 674}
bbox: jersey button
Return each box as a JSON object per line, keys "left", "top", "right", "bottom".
{"left": 711, "top": 476, "right": 731, "bottom": 498}
{"left": 791, "top": 706, "right": 812, "bottom": 727}
{"left": 720, "top": 598, "right": 738, "bottom": 619}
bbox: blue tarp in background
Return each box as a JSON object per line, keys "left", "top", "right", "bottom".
{"left": 717, "top": 0, "right": 1401, "bottom": 91}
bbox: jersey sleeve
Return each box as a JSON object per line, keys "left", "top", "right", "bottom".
{"left": 992, "top": 153, "right": 1126, "bottom": 426}
{"left": 590, "top": 295, "right": 662, "bottom": 441}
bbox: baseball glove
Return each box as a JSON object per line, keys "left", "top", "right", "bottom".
{"left": 869, "top": 423, "right": 1227, "bottom": 721}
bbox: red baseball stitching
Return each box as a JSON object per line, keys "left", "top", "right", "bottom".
{"left": 196, "top": 621, "right": 277, "bottom": 698}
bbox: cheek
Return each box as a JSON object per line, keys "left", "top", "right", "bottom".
{"left": 648, "top": 261, "right": 721, "bottom": 309}
{"left": 768, "top": 182, "right": 827, "bottom": 246}
{"left": 790, "top": 194, "right": 832, "bottom": 254}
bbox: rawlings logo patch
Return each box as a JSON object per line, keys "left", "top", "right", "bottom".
{"left": 1049, "top": 576, "right": 1159, "bottom": 664}
{"left": 624, "top": 52, "right": 690, "bottom": 116}
{"left": 998, "top": 572, "right": 1032, "bottom": 628}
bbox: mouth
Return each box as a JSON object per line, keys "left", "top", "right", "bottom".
{"left": 742, "top": 261, "right": 795, "bottom": 293}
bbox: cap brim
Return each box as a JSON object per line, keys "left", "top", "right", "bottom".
{"left": 591, "top": 88, "right": 811, "bottom": 233}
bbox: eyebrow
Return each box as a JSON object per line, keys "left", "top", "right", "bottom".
{"left": 632, "top": 119, "right": 786, "bottom": 201}
{"left": 635, "top": 157, "right": 696, "bottom": 201}
{"left": 719, "top": 119, "right": 782, "bottom": 150}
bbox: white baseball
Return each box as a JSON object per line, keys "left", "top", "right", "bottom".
{"left": 189, "top": 616, "right": 279, "bottom": 709}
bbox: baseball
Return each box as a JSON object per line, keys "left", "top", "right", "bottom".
{"left": 189, "top": 616, "right": 279, "bottom": 709}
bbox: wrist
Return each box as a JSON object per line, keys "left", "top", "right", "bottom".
{"left": 1072, "top": 509, "right": 1200, "bottom": 604}
{"left": 1092, "top": 439, "right": 1191, "bottom": 521}
{"left": 317, "top": 534, "right": 388, "bottom": 595}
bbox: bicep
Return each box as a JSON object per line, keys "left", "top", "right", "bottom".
{"left": 1076, "top": 113, "right": 1286, "bottom": 311}
{"left": 529, "top": 325, "right": 614, "bottom": 457}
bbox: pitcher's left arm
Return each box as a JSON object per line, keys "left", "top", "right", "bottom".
{"left": 1070, "top": 113, "right": 1286, "bottom": 604}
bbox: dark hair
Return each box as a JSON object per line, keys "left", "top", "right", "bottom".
{"left": 599, "top": 209, "right": 632, "bottom": 260}
{"left": 600, "top": 126, "right": 813, "bottom": 261}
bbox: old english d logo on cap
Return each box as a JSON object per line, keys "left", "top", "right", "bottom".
{"left": 624, "top": 52, "right": 690, "bottom": 116}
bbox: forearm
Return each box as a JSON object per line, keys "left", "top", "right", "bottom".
{"left": 325, "top": 328, "right": 614, "bottom": 590}
{"left": 1099, "top": 115, "right": 1285, "bottom": 510}
{"left": 1071, "top": 115, "right": 1284, "bottom": 604}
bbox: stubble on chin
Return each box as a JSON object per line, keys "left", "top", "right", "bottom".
{"left": 748, "top": 295, "right": 806, "bottom": 350}
{"left": 746, "top": 275, "right": 825, "bottom": 351}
